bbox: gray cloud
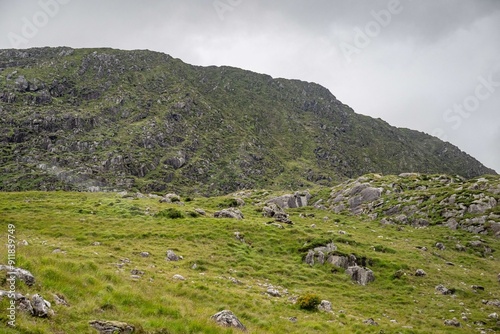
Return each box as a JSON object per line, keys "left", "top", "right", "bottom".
{"left": 0, "top": 0, "right": 498, "bottom": 172}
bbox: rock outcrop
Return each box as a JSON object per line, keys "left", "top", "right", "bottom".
{"left": 211, "top": 310, "right": 246, "bottom": 331}
{"left": 328, "top": 174, "right": 500, "bottom": 236}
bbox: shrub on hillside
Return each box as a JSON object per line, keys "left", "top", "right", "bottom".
{"left": 297, "top": 293, "right": 321, "bottom": 311}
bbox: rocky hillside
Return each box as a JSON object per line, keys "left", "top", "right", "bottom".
{"left": 0, "top": 47, "right": 496, "bottom": 194}
{"left": 327, "top": 173, "right": 500, "bottom": 238}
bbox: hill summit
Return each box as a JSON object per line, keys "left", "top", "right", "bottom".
{"left": 0, "top": 47, "right": 495, "bottom": 194}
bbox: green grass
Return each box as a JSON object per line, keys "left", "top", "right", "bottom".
{"left": 0, "top": 190, "right": 499, "bottom": 333}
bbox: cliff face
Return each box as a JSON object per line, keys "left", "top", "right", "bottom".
{"left": 0, "top": 47, "right": 495, "bottom": 194}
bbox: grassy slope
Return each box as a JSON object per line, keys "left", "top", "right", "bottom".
{"left": 0, "top": 190, "right": 499, "bottom": 333}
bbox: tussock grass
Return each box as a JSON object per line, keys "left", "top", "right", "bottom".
{"left": 0, "top": 191, "right": 498, "bottom": 333}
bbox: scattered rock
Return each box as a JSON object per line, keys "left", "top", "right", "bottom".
{"left": 234, "top": 232, "right": 245, "bottom": 243}
{"left": 0, "top": 265, "right": 35, "bottom": 286}
{"left": 166, "top": 250, "right": 180, "bottom": 261}
{"left": 363, "top": 318, "right": 378, "bottom": 325}
{"left": 139, "top": 252, "right": 150, "bottom": 257}
{"left": 130, "top": 269, "right": 144, "bottom": 276}
{"left": 53, "top": 293, "right": 69, "bottom": 306}
{"left": 214, "top": 208, "right": 244, "bottom": 219}
{"left": 471, "top": 285, "right": 484, "bottom": 291}
{"left": 89, "top": 320, "right": 135, "bottom": 334}
{"left": 172, "top": 274, "right": 185, "bottom": 281}
{"left": 482, "top": 299, "right": 500, "bottom": 308}
{"left": 488, "top": 312, "right": 498, "bottom": 319}
{"left": 444, "top": 318, "right": 460, "bottom": 327}
{"left": 415, "top": 269, "right": 427, "bottom": 277}
{"left": 288, "top": 316, "right": 297, "bottom": 323}
{"left": 435, "top": 242, "right": 445, "bottom": 250}
{"left": 31, "top": 294, "right": 53, "bottom": 317}
{"left": 211, "top": 310, "right": 246, "bottom": 331}
{"left": 436, "top": 284, "right": 454, "bottom": 295}
{"left": 346, "top": 266, "right": 375, "bottom": 285}
{"left": 266, "top": 288, "right": 281, "bottom": 297}
{"left": 318, "top": 300, "right": 332, "bottom": 312}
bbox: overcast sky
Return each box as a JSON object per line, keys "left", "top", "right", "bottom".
{"left": 1, "top": 0, "right": 499, "bottom": 173}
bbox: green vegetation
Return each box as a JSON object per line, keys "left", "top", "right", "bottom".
{"left": 0, "top": 47, "right": 495, "bottom": 196}
{"left": 0, "top": 188, "right": 498, "bottom": 333}
{"left": 297, "top": 293, "right": 321, "bottom": 311}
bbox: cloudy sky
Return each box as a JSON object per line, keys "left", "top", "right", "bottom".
{"left": 1, "top": 0, "right": 499, "bottom": 172}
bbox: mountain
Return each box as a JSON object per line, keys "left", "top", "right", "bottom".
{"left": 0, "top": 47, "right": 495, "bottom": 194}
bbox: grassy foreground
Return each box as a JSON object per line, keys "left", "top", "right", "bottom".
{"left": 0, "top": 190, "right": 499, "bottom": 333}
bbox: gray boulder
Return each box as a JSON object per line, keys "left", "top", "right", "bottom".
{"left": 31, "top": 294, "right": 53, "bottom": 317}
{"left": 89, "top": 320, "right": 135, "bottom": 334}
{"left": 267, "top": 191, "right": 311, "bottom": 209}
{"left": 327, "top": 254, "right": 357, "bottom": 269}
{"left": 0, "top": 265, "right": 35, "bottom": 286}
{"left": 318, "top": 300, "right": 332, "bottom": 312}
{"left": 166, "top": 250, "right": 180, "bottom": 261}
{"left": 346, "top": 266, "right": 375, "bottom": 285}
{"left": 214, "top": 208, "right": 244, "bottom": 219}
{"left": 444, "top": 318, "right": 460, "bottom": 327}
{"left": 211, "top": 310, "right": 246, "bottom": 331}
{"left": 435, "top": 284, "right": 454, "bottom": 295}
{"left": 415, "top": 269, "right": 427, "bottom": 277}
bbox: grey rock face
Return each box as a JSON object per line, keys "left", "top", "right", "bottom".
{"left": 89, "top": 320, "right": 135, "bottom": 334}
{"left": 346, "top": 266, "right": 375, "bottom": 285}
{"left": 211, "top": 310, "right": 246, "bottom": 331}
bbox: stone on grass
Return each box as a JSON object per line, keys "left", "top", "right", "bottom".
{"left": 266, "top": 288, "right": 281, "bottom": 297}
{"left": 318, "top": 300, "right": 332, "bottom": 312}
{"left": 0, "top": 265, "right": 35, "bottom": 286}
{"left": 435, "top": 242, "right": 445, "bottom": 250}
{"left": 444, "top": 318, "right": 460, "bottom": 327}
{"left": 214, "top": 208, "right": 244, "bottom": 219}
{"left": 172, "top": 274, "right": 185, "bottom": 281}
{"left": 89, "top": 320, "right": 135, "bottom": 334}
{"left": 166, "top": 250, "right": 180, "bottom": 261}
{"left": 211, "top": 310, "right": 246, "bottom": 331}
{"left": 415, "top": 269, "right": 427, "bottom": 277}
{"left": 363, "top": 318, "right": 378, "bottom": 326}
{"left": 436, "top": 284, "right": 454, "bottom": 295}
{"left": 346, "top": 266, "right": 375, "bottom": 285}
{"left": 31, "top": 294, "right": 53, "bottom": 317}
